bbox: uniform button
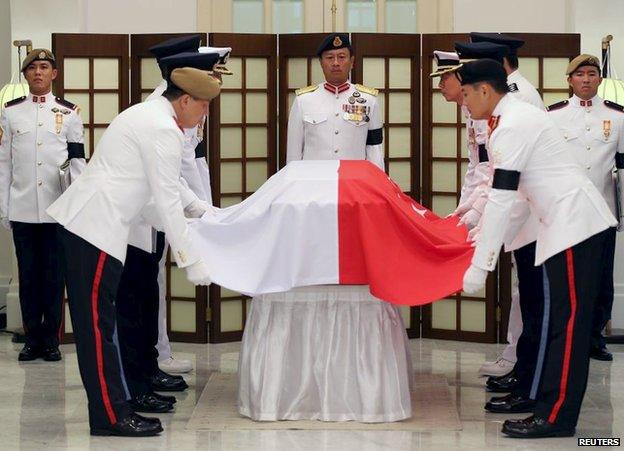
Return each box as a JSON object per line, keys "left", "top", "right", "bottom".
{"left": 335, "top": 130, "right": 339, "bottom": 135}
{"left": 586, "top": 145, "right": 591, "bottom": 150}
{"left": 586, "top": 165, "right": 591, "bottom": 170}
{"left": 335, "top": 113, "right": 339, "bottom": 117}
{"left": 37, "top": 142, "right": 42, "bottom": 146}
{"left": 563, "top": 134, "right": 568, "bottom": 139}
{"left": 334, "top": 149, "right": 339, "bottom": 153}
{"left": 312, "top": 120, "right": 316, "bottom": 124}
{"left": 39, "top": 104, "right": 43, "bottom": 109}
{"left": 38, "top": 122, "right": 43, "bottom": 127}
{"left": 586, "top": 126, "right": 590, "bottom": 131}
{"left": 37, "top": 181, "right": 42, "bottom": 186}
{"left": 37, "top": 161, "right": 42, "bottom": 166}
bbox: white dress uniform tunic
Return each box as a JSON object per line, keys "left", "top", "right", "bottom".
{"left": 239, "top": 81, "right": 413, "bottom": 423}
{"left": 0, "top": 92, "right": 85, "bottom": 223}
{"left": 286, "top": 82, "right": 384, "bottom": 169}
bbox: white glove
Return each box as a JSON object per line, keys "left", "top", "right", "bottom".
{"left": 467, "top": 223, "right": 481, "bottom": 243}
{"left": 458, "top": 208, "right": 482, "bottom": 230}
{"left": 1, "top": 217, "right": 10, "bottom": 230}
{"left": 462, "top": 264, "right": 488, "bottom": 294}
{"left": 185, "top": 259, "right": 212, "bottom": 286}
{"left": 184, "top": 200, "right": 210, "bottom": 219}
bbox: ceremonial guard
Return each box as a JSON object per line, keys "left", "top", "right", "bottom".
{"left": 47, "top": 53, "right": 220, "bottom": 436}
{"left": 0, "top": 48, "right": 85, "bottom": 361}
{"left": 548, "top": 54, "right": 624, "bottom": 361}
{"left": 286, "top": 33, "right": 384, "bottom": 168}
{"left": 460, "top": 59, "right": 616, "bottom": 438}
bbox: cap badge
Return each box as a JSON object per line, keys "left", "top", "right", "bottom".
{"left": 38, "top": 51, "right": 46, "bottom": 59}
{"left": 333, "top": 36, "right": 342, "bottom": 47}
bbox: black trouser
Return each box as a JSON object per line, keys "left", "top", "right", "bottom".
{"left": 534, "top": 229, "right": 608, "bottom": 429}
{"left": 115, "top": 234, "right": 164, "bottom": 398}
{"left": 511, "top": 242, "right": 546, "bottom": 399}
{"left": 12, "top": 222, "right": 65, "bottom": 348}
{"left": 60, "top": 228, "right": 132, "bottom": 429}
{"left": 591, "top": 226, "right": 616, "bottom": 349}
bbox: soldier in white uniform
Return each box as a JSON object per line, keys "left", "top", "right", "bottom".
{"left": 46, "top": 55, "right": 219, "bottom": 437}
{"left": 0, "top": 48, "right": 86, "bottom": 362}
{"left": 286, "top": 34, "right": 383, "bottom": 168}
{"left": 460, "top": 59, "right": 616, "bottom": 438}
{"left": 548, "top": 54, "right": 624, "bottom": 362}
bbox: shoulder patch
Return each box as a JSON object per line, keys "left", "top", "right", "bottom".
{"left": 507, "top": 83, "right": 519, "bottom": 92}
{"left": 295, "top": 85, "right": 318, "bottom": 96}
{"left": 4, "top": 96, "right": 26, "bottom": 108}
{"left": 55, "top": 97, "right": 78, "bottom": 111}
{"left": 354, "top": 84, "right": 378, "bottom": 97}
{"left": 547, "top": 100, "right": 569, "bottom": 112}
{"left": 605, "top": 100, "right": 624, "bottom": 113}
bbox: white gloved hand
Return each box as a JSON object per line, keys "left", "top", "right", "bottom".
{"left": 458, "top": 208, "right": 482, "bottom": 230}
{"left": 467, "top": 224, "right": 481, "bottom": 243}
{"left": 1, "top": 217, "right": 10, "bottom": 230}
{"left": 184, "top": 200, "right": 210, "bottom": 219}
{"left": 463, "top": 265, "right": 488, "bottom": 294}
{"left": 185, "top": 259, "right": 212, "bottom": 286}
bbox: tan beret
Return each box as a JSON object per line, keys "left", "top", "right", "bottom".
{"left": 170, "top": 67, "right": 222, "bottom": 101}
{"left": 21, "top": 48, "right": 56, "bottom": 72}
{"left": 566, "top": 54, "right": 601, "bottom": 75}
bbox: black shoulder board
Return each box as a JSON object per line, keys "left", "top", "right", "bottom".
{"left": 4, "top": 96, "right": 26, "bottom": 108}
{"left": 55, "top": 97, "right": 77, "bottom": 110}
{"left": 605, "top": 100, "right": 624, "bottom": 113}
{"left": 547, "top": 100, "right": 569, "bottom": 112}
{"left": 507, "top": 83, "right": 519, "bottom": 92}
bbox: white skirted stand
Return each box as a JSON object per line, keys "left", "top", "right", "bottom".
{"left": 238, "top": 285, "right": 413, "bottom": 423}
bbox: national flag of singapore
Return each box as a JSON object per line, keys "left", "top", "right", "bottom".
{"left": 188, "top": 160, "right": 474, "bottom": 306}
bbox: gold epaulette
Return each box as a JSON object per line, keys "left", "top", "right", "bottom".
{"left": 295, "top": 85, "right": 318, "bottom": 96}
{"left": 354, "top": 84, "right": 378, "bottom": 97}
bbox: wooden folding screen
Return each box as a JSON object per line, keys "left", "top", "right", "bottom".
{"left": 52, "top": 33, "right": 129, "bottom": 342}
{"left": 207, "top": 33, "right": 278, "bottom": 342}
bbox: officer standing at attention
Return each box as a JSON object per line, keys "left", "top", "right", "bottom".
{"left": 286, "top": 33, "right": 384, "bottom": 169}
{"left": 46, "top": 54, "right": 219, "bottom": 437}
{"left": 548, "top": 54, "right": 624, "bottom": 362}
{"left": 0, "top": 48, "right": 86, "bottom": 362}
{"left": 460, "top": 59, "right": 616, "bottom": 438}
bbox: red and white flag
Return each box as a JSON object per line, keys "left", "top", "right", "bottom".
{"left": 189, "top": 160, "right": 473, "bottom": 306}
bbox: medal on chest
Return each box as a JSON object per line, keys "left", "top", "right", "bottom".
{"left": 55, "top": 113, "right": 64, "bottom": 134}
{"left": 468, "top": 126, "right": 476, "bottom": 147}
{"left": 197, "top": 120, "right": 204, "bottom": 142}
{"left": 603, "top": 120, "right": 611, "bottom": 139}
{"left": 342, "top": 103, "right": 371, "bottom": 122}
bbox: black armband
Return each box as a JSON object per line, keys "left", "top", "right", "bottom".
{"left": 616, "top": 153, "right": 624, "bottom": 169}
{"left": 67, "top": 142, "right": 85, "bottom": 159}
{"left": 366, "top": 128, "right": 383, "bottom": 146}
{"left": 195, "top": 141, "right": 207, "bottom": 159}
{"left": 492, "top": 169, "right": 520, "bottom": 190}
{"left": 478, "top": 144, "right": 489, "bottom": 163}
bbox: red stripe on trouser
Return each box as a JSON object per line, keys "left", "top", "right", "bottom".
{"left": 548, "top": 248, "right": 578, "bottom": 424}
{"left": 91, "top": 251, "right": 117, "bottom": 425}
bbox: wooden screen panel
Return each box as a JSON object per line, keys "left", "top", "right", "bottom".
{"left": 208, "top": 33, "right": 278, "bottom": 343}
{"left": 52, "top": 33, "right": 129, "bottom": 343}
{"left": 130, "top": 33, "right": 209, "bottom": 344}
{"left": 351, "top": 33, "right": 421, "bottom": 339}
{"left": 421, "top": 33, "right": 579, "bottom": 344}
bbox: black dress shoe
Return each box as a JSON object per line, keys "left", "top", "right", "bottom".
{"left": 150, "top": 370, "right": 188, "bottom": 392}
{"left": 590, "top": 346, "right": 613, "bottom": 361}
{"left": 485, "top": 393, "right": 535, "bottom": 413}
{"left": 134, "top": 412, "right": 162, "bottom": 425}
{"left": 152, "top": 392, "right": 177, "bottom": 404}
{"left": 502, "top": 415, "right": 575, "bottom": 438}
{"left": 90, "top": 413, "right": 163, "bottom": 437}
{"left": 18, "top": 345, "right": 40, "bottom": 361}
{"left": 486, "top": 372, "right": 519, "bottom": 393}
{"left": 42, "top": 347, "right": 62, "bottom": 361}
{"left": 155, "top": 368, "right": 184, "bottom": 381}
{"left": 487, "top": 368, "right": 515, "bottom": 384}
{"left": 130, "top": 393, "right": 174, "bottom": 413}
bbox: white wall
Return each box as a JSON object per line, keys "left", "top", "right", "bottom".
{"left": 453, "top": 0, "right": 570, "bottom": 33}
